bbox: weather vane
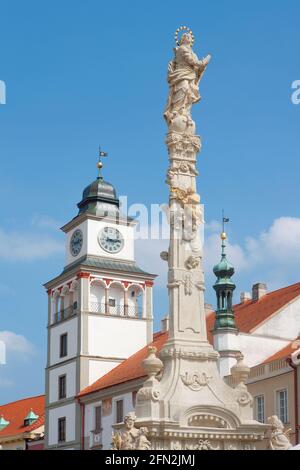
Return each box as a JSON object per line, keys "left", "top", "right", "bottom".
{"left": 221, "top": 209, "right": 229, "bottom": 240}
{"left": 97, "top": 146, "right": 108, "bottom": 179}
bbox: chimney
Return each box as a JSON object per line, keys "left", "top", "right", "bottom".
{"left": 240, "top": 292, "right": 251, "bottom": 303}
{"left": 252, "top": 283, "right": 267, "bottom": 301}
{"left": 204, "top": 303, "right": 213, "bottom": 316}
{"left": 161, "top": 314, "right": 169, "bottom": 332}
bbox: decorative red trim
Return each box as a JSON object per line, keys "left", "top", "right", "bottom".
{"left": 103, "top": 278, "right": 112, "bottom": 286}
{"left": 77, "top": 272, "right": 90, "bottom": 279}
{"left": 67, "top": 281, "right": 72, "bottom": 288}
{"left": 122, "top": 281, "right": 130, "bottom": 288}
{"left": 145, "top": 281, "right": 154, "bottom": 287}
{"left": 47, "top": 289, "right": 52, "bottom": 295}
{"left": 90, "top": 276, "right": 96, "bottom": 280}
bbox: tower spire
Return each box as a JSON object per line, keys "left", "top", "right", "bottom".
{"left": 213, "top": 215, "right": 237, "bottom": 330}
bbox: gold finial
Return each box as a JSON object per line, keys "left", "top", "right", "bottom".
{"left": 97, "top": 146, "right": 108, "bottom": 179}
{"left": 221, "top": 210, "right": 229, "bottom": 240}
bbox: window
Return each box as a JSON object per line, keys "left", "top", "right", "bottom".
{"left": 95, "top": 406, "right": 102, "bottom": 432}
{"left": 254, "top": 395, "right": 265, "bottom": 423}
{"left": 277, "top": 389, "right": 288, "bottom": 423}
{"left": 58, "top": 375, "right": 66, "bottom": 399}
{"left": 60, "top": 333, "right": 67, "bottom": 358}
{"left": 58, "top": 417, "right": 66, "bottom": 442}
{"left": 109, "top": 298, "right": 116, "bottom": 307}
{"left": 116, "top": 400, "right": 124, "bottom": 423}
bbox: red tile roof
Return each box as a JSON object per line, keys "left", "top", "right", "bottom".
{"left": 78, "top": 282, "right": 300, "bottom": 399}
{"left": 206, "top": 281, "right": 300, "bottom": 335}
{"left": 263, "top": 337, "right": 300, "bottom": 364}
{"left": 0, "top": 395, "right": 45, "bottom": 439}
{"left": 78, "top": 331, "right": 168, "bottom": 398}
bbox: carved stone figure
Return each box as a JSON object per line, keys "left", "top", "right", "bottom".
{"left": 267, "top": 415, "right": 292, "bottom": 450}
{"left": 164, "top": 31, "right": 211, "bottom": 131}
{"left": 137, "top": 427, "right": 151, "bottom": 450}
{"left": 111, "top": 413, "right": 152, "bottom": 450}
{"left": 185, "top": 255, "right": 200, "bottom": 270}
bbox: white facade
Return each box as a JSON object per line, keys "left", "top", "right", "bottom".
{"left": 45, "top": 178, "right": 155, "bottom": 449}
{"left": 48, "top": 403, "right": 76, "bottom": 446}
{"left": 65, "top": 218, "right": 135, "bottom": 268}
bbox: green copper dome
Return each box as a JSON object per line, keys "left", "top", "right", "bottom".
{"left": 213, "top": 242, "right": 235, "bottom": 286}
{"left": 213, "top": 233, "right": 237, "bottom": 330}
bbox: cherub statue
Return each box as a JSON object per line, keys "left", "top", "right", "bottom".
{"left": 267, "top": 415, "right": 292, "bottom": 450}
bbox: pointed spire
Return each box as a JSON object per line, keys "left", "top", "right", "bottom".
{"left": 213, "top": 215, "right": 237, "bottom": 330}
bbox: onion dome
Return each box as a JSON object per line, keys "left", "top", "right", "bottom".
{"left": 213, "top": 232, "right": 235, "bottom": 286}
{"left": 77, "top": 154, "right": 120, "bottom": 217}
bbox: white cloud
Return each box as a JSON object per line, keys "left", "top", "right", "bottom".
{"left": 0, "top": 331, "right": 35, "bottom": 359}
{"left": 136, "top": 216, "right": 300, "bottom": 294}
{"left": 0, "top": 227, "right": 63, "bottom": 261}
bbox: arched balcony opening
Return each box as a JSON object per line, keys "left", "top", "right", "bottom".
{"left": 128, "top": 285, "right": 144, "bottom": 318}
{"left": 52, "top": 291, "right": 60, "bottom": 323}
{"left": 108, "top": 282, "right": 125, "bottom": 316}
{"left": 90, "top": 280, "right": 106, "bottom": 314}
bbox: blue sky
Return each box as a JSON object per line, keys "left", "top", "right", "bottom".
{"left": 0, "top": 0, "right": 300, "bottom": 403}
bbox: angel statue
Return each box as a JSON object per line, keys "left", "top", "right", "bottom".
{"left": 164, "top": 27, "right": 211, "bottom": 133}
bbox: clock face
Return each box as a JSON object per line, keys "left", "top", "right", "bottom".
{"left": 98, "top": 227, "right": 124, "bottom": 254}
{"left": 70, "top": 229, "right": 83, "bottom": 257}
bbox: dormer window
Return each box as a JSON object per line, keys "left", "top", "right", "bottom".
{"left": 24, "top": 409, "right": 39, "bottom": 427}
{"left": 0, "top": 415, "right": 9, "bottom": 430}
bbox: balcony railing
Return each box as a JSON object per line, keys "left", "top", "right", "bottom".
{"left": 89, "top": 302, "right": 141, "bottom": 318}
{"left": 54, "top": 305, "right": 78, "bottom": 324}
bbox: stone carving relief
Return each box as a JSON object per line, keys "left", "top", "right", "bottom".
{"left": 267, "top": 415, "right": 292, "bottom": 450}
{"left": 230, "top": 354, "right": 253, "bottom": 407}
{"left": 112, "top": 412, "right": 151, "bottom": 450}
{"left": 185, "top": 255, "right": 200, "bottom": 270}
{"left": 184, "top": 273, "right": 193, "bottom": 295}
{"left": 180, "top": 371, "right": 212, "bottom": 391}
{"left": 160, "top": 251, "right": 169, "bottom": 262}
{"left": 187, "top": 439, "right": 220, "bottom": 450}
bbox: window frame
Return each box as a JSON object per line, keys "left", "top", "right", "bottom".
{"left": 254, "top": 394, "right": 265, "bottom": 423}
{"left": 60, "top": 333, "right": 68, "bottom": 358}
{"left": 276, "top": 388, "right": 289, "bottom": 424}
{"left": 115, "top": 399, "right": 124, "bottom": 424}
{"left": 94, "top": 405, "right": 102, "bottom": 432}
{"left": 58, "top": 417, "right": 66, "bottom": 443}
{"left": 58, "top": 374, "right": 67, "bottom": 400}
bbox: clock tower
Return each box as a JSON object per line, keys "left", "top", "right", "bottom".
{"left": 44, "top": 156, "right": 156, "bottom": 449}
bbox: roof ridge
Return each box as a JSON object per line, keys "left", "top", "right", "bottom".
{"left": 0, "top": 394, "right": 45, "bottom": 408}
